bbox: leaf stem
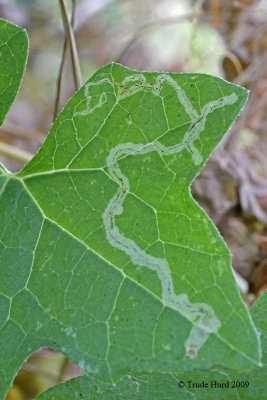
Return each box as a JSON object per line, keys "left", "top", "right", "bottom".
{"left": 54, "top": 0, "right": 77, "bottom": 121}
{"left": 58, "top": 0, "right": 82, "bottom": 92}
{"left": 57, "top": 355, "right": 69, "bottom": 382}
{"left": 0, "top": 121, "right": 45, "bottom": 142}
{"left": 0, "top": 141, "right": 33, "bottom": 164}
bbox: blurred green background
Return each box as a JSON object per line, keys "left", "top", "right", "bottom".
{"left": 0, "top": 0, "right": 266, "bottom": 398}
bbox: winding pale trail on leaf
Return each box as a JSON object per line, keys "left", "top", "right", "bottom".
{"left": 98, "top": 73, "right": 238, "bottom": 357}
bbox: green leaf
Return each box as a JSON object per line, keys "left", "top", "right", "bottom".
{"left": 175, "top": 292, "right": 266, "bottom": 400}
{"left": 35, "top": 291, "right": 267, "bottom": 400}
{"left": 0, "top": 21, "right": 261, "bottom": 398}
{"left": 238, "top": 290, "right": 267, "bottom": 399}
{"left": 0, "top": 19, "right": 28, "bottom": 128}
{"left": 36, "top": 373, "right": 192, "bottom": 400}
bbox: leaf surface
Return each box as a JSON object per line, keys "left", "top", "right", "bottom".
{"left": 0, "top": 18, "right": 28, "bottom": 128}
{"left": 36, "top": 373, "right": 192, "bottom": 400}
{"left": 0, "top": 20, "right": 261, "bottom": 399}
{"left": 35, "top": 291, "right": 267, "bottom": 400}
{"left": 0, "top": 18, "right": 28, "bottom": 177}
